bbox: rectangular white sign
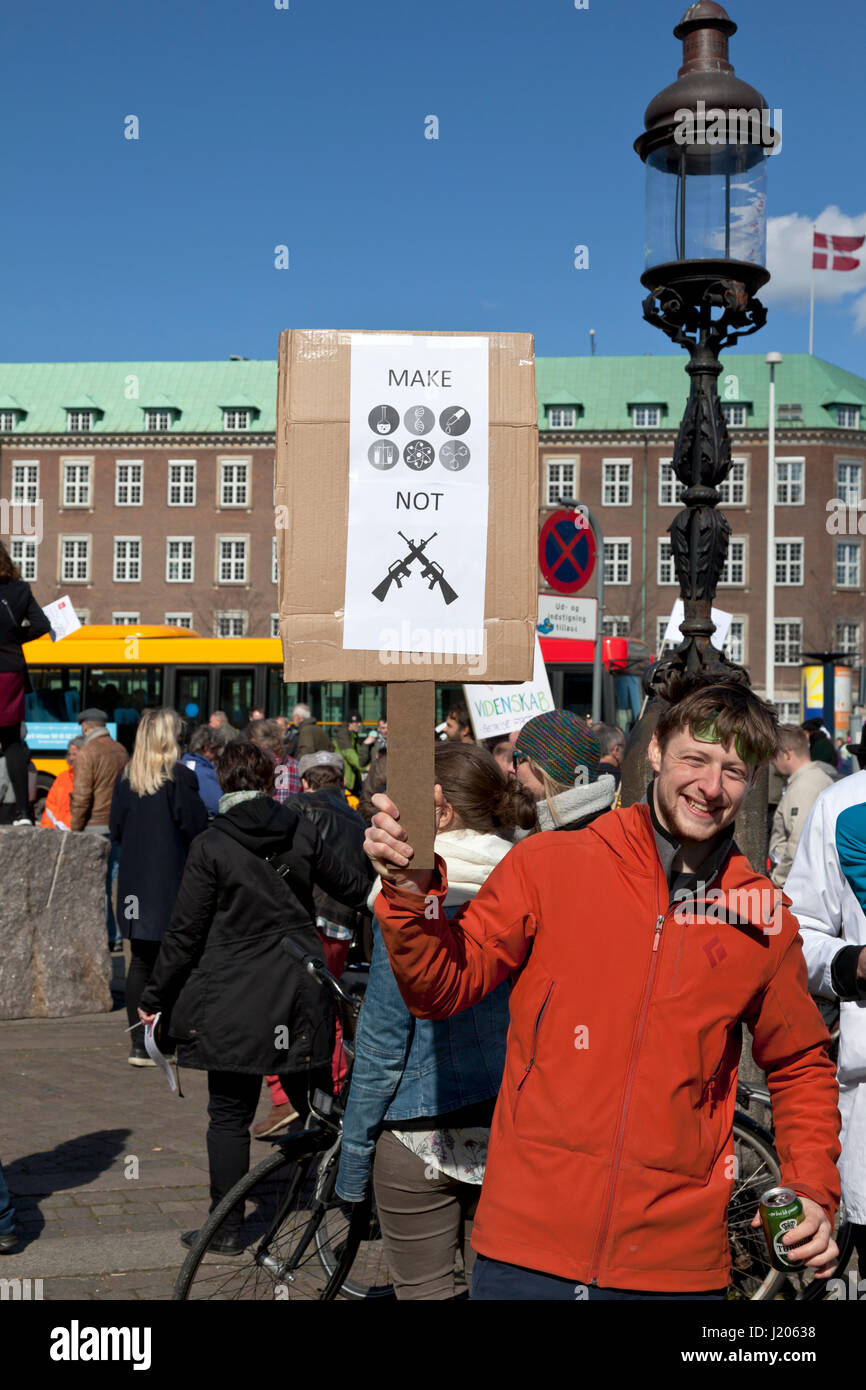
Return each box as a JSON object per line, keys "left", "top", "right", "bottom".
{"left": 43, "top": 595, "right": 81, "bottom": 642}
{"left": 537, "top": 594, "right": 597, "bottom": 642}
{"left": 343, "top": 334, "right": 489, "bottom": 654}
{"left": 465, "top": 636, "right": 554, "bottom": 740}
{"left": 663, "top": 599, "right": 732, "bottom": 652}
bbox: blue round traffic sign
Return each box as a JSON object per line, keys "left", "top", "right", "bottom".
{"left": 538, "top": 509, "right": 596, "bottom": 594}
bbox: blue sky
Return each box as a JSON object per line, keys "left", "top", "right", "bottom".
{"left": 3, "top": 0, "right": 865, "bottom": 376}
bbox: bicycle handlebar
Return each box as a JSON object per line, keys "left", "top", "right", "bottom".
{"left": 280, "top": 934, "right": 359, "bottom": 1011}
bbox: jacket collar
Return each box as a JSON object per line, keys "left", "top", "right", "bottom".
{"left": 83, "top": 725, "right": 109, "bottom": 744}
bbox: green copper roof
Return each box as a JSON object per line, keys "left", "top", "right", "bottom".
{"left": 536, "top": 353, "right": 866, "bottom": 431}
{"left": 0, "top": 361, "right": 277, "bottom": 434}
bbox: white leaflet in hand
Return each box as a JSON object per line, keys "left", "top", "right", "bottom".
{"left": 43, "top": 596, "right": 81, "bottom": 642}
{"left": 145, "top": 1015, "right": 177, "bottom": 1092}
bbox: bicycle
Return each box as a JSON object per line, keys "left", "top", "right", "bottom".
{"left": 173, "top": 937, "right": 395, "bottom": 1301}
{"left": 728, "top": 1078, "right": 855, "bottom": 1301}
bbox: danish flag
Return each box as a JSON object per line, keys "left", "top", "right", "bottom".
{"left": 813, "top": 231, "right": 865, "bottom": 272}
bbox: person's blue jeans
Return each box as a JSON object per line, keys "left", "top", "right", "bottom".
{"left": 0, "top": 1158, "right": 16, "bottom": 1236}
{"left": 471, "top": 1255, "right": 726, "bottom": 1301}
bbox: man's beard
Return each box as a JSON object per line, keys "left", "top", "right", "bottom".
{"left": 654, "top": 776, "right": 727, "bottom": 844}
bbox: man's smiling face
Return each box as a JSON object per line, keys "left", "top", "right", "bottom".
{"left": 648, "top": 726, "right": 755, "bottom": 846}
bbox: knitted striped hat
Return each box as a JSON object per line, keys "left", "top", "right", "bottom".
{"left": 515, "top": 711, "right": 602, "bottom": 786}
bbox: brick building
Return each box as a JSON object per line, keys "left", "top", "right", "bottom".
{"left": 1, "top": 352, "right": 864, "bottom": 723}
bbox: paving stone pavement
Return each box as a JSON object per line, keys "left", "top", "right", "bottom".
{"left": 0, "top": 993, "right": 279, "bottom": 1302}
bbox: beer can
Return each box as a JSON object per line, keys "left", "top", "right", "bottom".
{"left": 759, "top": 1186, "right": 805, "bottom": 1271}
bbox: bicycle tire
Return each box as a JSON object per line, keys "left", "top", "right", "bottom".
{"left": 312, "top": 1142, "right": 395, "bottom": 1300}
{"left": 173, "top": 1132, "right": 355, "bottom": 1301}
{"left": 728, "top": 1111, "right": 788, "bottom": 1301}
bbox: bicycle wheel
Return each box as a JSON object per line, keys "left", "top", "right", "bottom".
{"left": 173, "top": 1133, "right": 355, "bottom": 1301}
{"left": 728, "top": 1112, "right": 787, "bottom": 1300}
{"left": 312, "top": 1142, "right": 395, "bottom": 1300}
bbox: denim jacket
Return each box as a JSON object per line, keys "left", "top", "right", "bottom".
{"left": 336, "top": 910, "right": 509, "bottom": 1202}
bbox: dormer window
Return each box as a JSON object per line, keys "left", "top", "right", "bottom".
{"left": 633, "top": 406, "right": 661, "bottom": 428}
{"left": 67, "top": 410, "right": 93, "bottom": 432}
{"left": 548, "top": 406, "right": 576, "bottom": 429}
{"left": 145, "top": 409, "right": 172, "bottom": 431}
{"left": 224, "top": 408, "right": 250, "bottom": 431}
{"left": 777, "top": 403, "right": 802, "bottom": 423}
{"left": 837, "top": 406, "right": 860, "bottom": 429}
{"left": 722, "top": 404, "right": 748, "bottom": 427}
{"left": 0, "top": 411, "right": 17, "bottom": 431}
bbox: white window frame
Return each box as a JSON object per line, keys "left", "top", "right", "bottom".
{"left": 61, "top": 457, "right": 92, "bottom": 508}
{"left": 633, "top": 406, "right": 661, "bottom": 428}
{"left": 215, "top": 610, "right": 248, "bottom": 637}
{"left": 270, "top": 613, "right": 280, "bottom": 638}
{"left": 775, "top": 698, "right": 801, "bottom": 723}
{"left": 601, "top": 615, "right": 631, "bottom": 637}
{"left": 115, "top": 460, "right": 144, "bottom": 507}
{"left": 219, "top": 457, "right": 250, "bottom": 507}
{"left": 657, "top": 538, "right": 677, "bottom": 586}
{"left": 548, "top": 407, "right": 576, "bottom": 429}
{"left": 167, "top": 459, "right": 197, "bottom": 507}
{"left": 166, "top": 537, "right": 195, "bottom": 584}
{"left": 111, "top": 612, "right": 140, "bottom": 625}
{"left": 726, "top": 617, "right": 747, "bottom": 666}
{"left": 145, "top": 409, "right": 172, "bottom": 432}
{"left": 718, "top": 457, "right": 748, "bottom": 507}
{"left": 223, "top": 409, "right": 251, "bottom": 432}
{"left": 837, "top": 406, "right": 860, "bottom": 430}
{"left": 0, "top": 410, "right": 17, "bottom": 431}
{"left": 836, "top": 541, "right": 861, "bottom": 589}
{"left": 775, "top": 457, "right": 805, "bottom": 506}
{"left": 837, "top": 459, "right": 862, "bottom": 507}
{"left": 10, "top": 538, "right": 38, "bottom": 581}
{"left": 719, "top": 537, "right": 747, "bottom": 587}
{"left": 66, "top": 409, "right": 93, "bottom": 432}
{"left": 603, "top": 538, "right": 631, "bottom": 586}
{"left": 722, "top": 404, "right": 747, "bottom": 427}
{"left": 11, "top": 461, "right": 39, "bottom": 504}
{"left": 658, "top": 459, "right": 683, "bottom": 507}
{"left": 217, "top": 536, "right": 249, "bottom": 584}
{"left": 836, "top": 621, "right": 860, "bottom": 657}
{"left": 544, "top": 458, "right": 577, "bottom": 507}
{"left": 113, "top": 536, "right": 142, "bottom": 583}
{"left": 774, "top": 620, "right": 802, "bottom": 667}
{"left": 775, "top": 538, "right": 804, "bottom": 586}
{"left": 657, "top": 616, "right": 673, "bottom": 652}
{"left": 602, "top": 458, "right": 633, "bottom": 507}
{"left": 59, "top": 535, "right": 91, "bottom": 583}
{"left": 165, "top": 612, "right": 193, "bottom": 629}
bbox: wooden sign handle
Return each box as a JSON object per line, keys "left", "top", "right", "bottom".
{"left": 386, "top": 681, "right": 436, "bottom": 872}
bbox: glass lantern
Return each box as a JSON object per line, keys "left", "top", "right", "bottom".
{"left": 644, "top": 134, "right": 768, "bottom": 273}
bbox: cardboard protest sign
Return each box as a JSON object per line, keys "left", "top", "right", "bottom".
{"left": 465, "top": 636, "right": 554, "bottom": 741}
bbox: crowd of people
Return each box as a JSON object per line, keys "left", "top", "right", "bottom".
{"left": 0, "top": 535, "right": 864, "bottom": 1305}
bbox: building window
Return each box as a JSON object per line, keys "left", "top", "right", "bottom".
{"left": 722, "top": 404, "right": 747, "bottom": 427}
{"left": 145, "top": 409, "right": 172, "bottom": 431}
{"left": 657, "top": 616, "right": 674, "bottom": 652}
{"left": 775, "top": 698, "right": 801, "bottom": 723}
{"left": 60, "top": 536, "right": 90, "bottom": 583}
{"left": 658, "top": 460, "right": 684, "bottom": 507}
{"left": 166, "top": 538, "right": 195, "bottom": 583}
{"left": 836, "top": 621, "right": 860, "bottom": 657}
{"left": 603, "top": 539, "right": 631, "bottom": 586}
{"left": 836, "top": 541, "right": 861, "bottom": 588}
{"left": 115, "top": 461, "right": 143, "bottom": 506}
{"left": 775, "top": 457, "right": 805, "bottom": 506}
{"left": 602, "top": 459, "right": 632, "bottom": 507}
{"left": 270, "top": 613, "right": 280, "bottom": 638}
{"left": 62, "top": 459, "right": 92, "bottom": 508}
{"left": 218, "top": 537, "right": 248, "bottom": 583}
{"left": 657, "top": 539, "right": 677, "bottom": 586}
{"left": 223, "top": 409, "right": 250, "bottom": 431}
{"left": 777, "top": 403, "right": 802, "bottom": 423}
{"left": 726, "top": 619, "right": 746, "bottom": 665}
{"left": 717, "top": 458, "right": 747, "bottom": 506}
{"left": 633, "top": 406, "right": 661, "bottom": 428}
{"left": 10, "top": 539, "right": 37, "bottom": 581}
{"left": 215, "top": 610, "right": 248, "bottom": 637}
{"left": 272, "top": 537, "right": 279, "bottom": 584}
{"left": 165, "top": 612, "right": 193, "bottom": 629}
{"left": 220, "top": 459, "right": 249, "bottom": 507}
{"left": 114, "top": 537, "right": 142, "bottom": 583}
{"left": 545, "top": 459, "right": 577, "bottom": 506}
{"left": 719, "top": 538, "right": 746, "bottom": 586}
{"left": 548, "top": 407, "right": 576, "bottom": 429}
{"left": 67, "top": 410, "right": 93, "bottom": 432}
{"left": 837, "top": 460, "right": 862, "bottom": 506}
{"left": 112, "top": 612, "right": 140, "bottom": 625}
{"left": 775, "top": 539, "right": 804, "bottom": 586}
{"left": 774, "top": 620, "right": 802, "bottom": 666}
{"left": 11, "top": 461, "right": 39, "bottom": 504}
{"left": 837, "top": 406, "right": 860, "bottom": 430}
{"left": 168, "top": 460, "right": 196, "bottom": 506}
{"left": 0, "top": 411, "right": 17, "bottom": 431}
{"left": 601, "top": 616, "right": 631, "bottom": 637}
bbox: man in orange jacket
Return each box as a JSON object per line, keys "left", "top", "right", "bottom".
{"left": 40, "top": 737, "right": 83, "bottom": 831}
{"left": 366, "top": 681, "right": 841, "bottom": 1300}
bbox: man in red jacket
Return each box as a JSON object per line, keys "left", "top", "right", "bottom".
{"left": 366, "top": 682, "right": 841, "bottom": 1300}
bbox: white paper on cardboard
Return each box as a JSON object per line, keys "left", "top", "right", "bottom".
{"left": 464, "top": 636, "right": 555, "bottom": 740}
{"left": 663, "top": 599, "right": 732, "bottom": 652}
{"left": 537, "top": 594, "right": 598, "bottom": 642}
{"left": 343, "top": 334, "right": 489, "bottom": 654}
{"left": 43, "top": 596, "right": 81, "bottom": 642}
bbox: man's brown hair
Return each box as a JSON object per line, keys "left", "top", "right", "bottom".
{"left": 655, "top": 680, "right": 778, "bottom": 766}
{"left": 217, "top": 740, "right": 275, "bottom": 794}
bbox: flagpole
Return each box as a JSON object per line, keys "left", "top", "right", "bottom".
{"left": 809, "top": 223, "right": 816, "bottom": 355}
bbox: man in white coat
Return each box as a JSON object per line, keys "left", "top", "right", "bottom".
{"left": 785, "top": 771, "right": 866, "bottom": 1277}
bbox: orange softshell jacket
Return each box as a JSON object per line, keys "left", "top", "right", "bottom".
{"left": 375, "top": 803, "right": 841, "bottom": 1293}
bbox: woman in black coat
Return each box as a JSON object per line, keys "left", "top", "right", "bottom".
{"left": 0, "top": 541, "right": 51, "bottom": 824}
{"left": 109, "top": 708, "right": 208, "bottom": 1063}
{"left": 137, "top": 740, "right": 372, "bottom": 1254}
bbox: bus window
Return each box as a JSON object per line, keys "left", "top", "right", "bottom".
{"left": 266, "top": 669, "right": 303, "bottom": 719}
{"left": 218, "top": 669, "right": 254, "bottom": 727}
{"left": 25, "top": 667, "right": 84, "bottom": 725}
{"left": 175, "top": 669, "right": 211, "bottom": 725}
{"left": 86, "top": 666, "right": 165, "bottom": 752}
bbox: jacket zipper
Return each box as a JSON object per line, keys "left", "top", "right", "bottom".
{"left": 512, "top": 982, "right": 554, "bottom": 1121}
{"left": 590, "top": 908, "right": 665, "bottom": 1284}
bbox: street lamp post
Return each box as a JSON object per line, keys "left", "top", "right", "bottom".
{"left": 765, "top": 352, "right": 782, "bottom": 706}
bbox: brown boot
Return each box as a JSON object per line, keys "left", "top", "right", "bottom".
{"left": 253, "top": 1103, "right": 300, "bottom": 1140}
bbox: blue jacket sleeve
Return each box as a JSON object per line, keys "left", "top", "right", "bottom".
{"left": 336, "top": 920, "right": 415, "bottom": 1202}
